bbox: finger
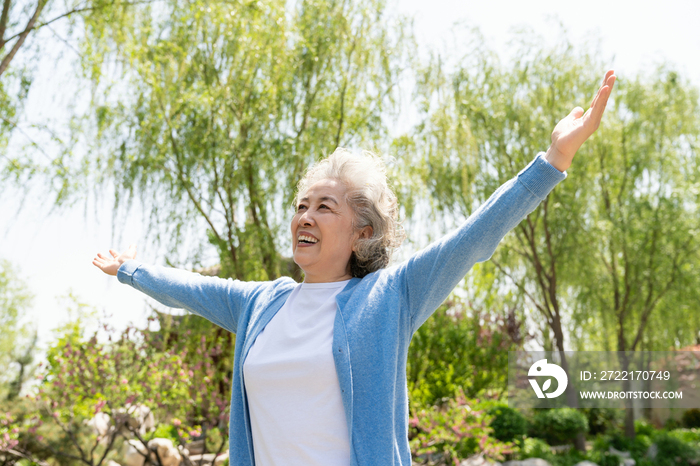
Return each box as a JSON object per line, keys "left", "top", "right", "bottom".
{"left": 593, "top": 77, "right": 615, "bottom": 120}
{"left": 97, "top": 252, "right": 113, "bottom": 261}
{"left": 109, "top": 249, "right": 119, "bottom": 258}
{"left": 568, "top": 106, "right": 585, "bottom": 120}
{"left": 590, "top": 70, "right": 615, "bottom": 109}
{"left": 587, "top": 84, "right": 613, "bottom": 129}
{"left": 602, "top": 69, "right": 614, "bottom": 86}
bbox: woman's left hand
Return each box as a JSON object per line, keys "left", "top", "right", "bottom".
{"left": 545, "top": 70, "right": 616, "bottom": 172}
{"left": 93, "top": 244, "right": 137, "bottom": 276}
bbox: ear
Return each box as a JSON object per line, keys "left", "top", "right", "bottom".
{"left": 352, "top": 226, "right": 373, "bottom": 251}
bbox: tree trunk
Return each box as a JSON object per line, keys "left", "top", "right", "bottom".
{"left": 553, "top": 323, "right": 586, "bottom": 452}
{"left": 618, "top": 352, "right": 636, "bottom": 439}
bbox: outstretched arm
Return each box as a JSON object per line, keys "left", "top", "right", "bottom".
{"left": 93, "top": 245, "right": 265, "bottom": 334}
{"left": 394, "top": 70, "right": 616, "bottom": 333}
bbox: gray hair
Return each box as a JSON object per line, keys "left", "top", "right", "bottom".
{"left": 294, "top": 147, "right": 405, "bottom": 278}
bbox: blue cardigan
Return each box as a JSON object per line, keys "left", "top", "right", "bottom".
{"left": 117, "top": 152, "right": 565, "bottom": 465}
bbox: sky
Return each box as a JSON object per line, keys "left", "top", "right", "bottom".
{"left": 1, "top": 0, "right": 699, "bottom": 354}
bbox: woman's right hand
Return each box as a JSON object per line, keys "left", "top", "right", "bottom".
{"left": 92, "top": 244, "right": 137, "bottom": 276}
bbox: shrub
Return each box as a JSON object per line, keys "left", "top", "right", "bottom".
{"left": 682, "top": 409, "right": 700, "bottom": 428}
{"left": 409, "top": 389, "right": 514, "bottom": 464}
{"left": 668, "top": 428, "right": 700, "bottom": 445}
{"left": 21, "top": 316, "right": 230, "bottom": 466}
{"left": 604, "top": 430, "right": 653, "bottom": 461}
{"left": 407, "top": 299, "right": 517, "bottom": 407}
{"left": 518, "top": 437, "right": 554, "bottom": 462}
{"left": 582, "top": 408, "right": 622, "bottom": 435}
{"left": 664, "top": 416, "right": 682, "bottom": 430}
{"left": 652, "top": 433, "right": 697, "bottom": 466}
{"left": 487, "top": 404, "right": 527, "bottom": 442}
{"left": 594, "top": 451, "right": 624, "bottom": 466}
{"left": 635, "top": 419, "right": 655, "bottom": 437}
{"left": 528, "top": 408, "right": 588, "bottom": 445}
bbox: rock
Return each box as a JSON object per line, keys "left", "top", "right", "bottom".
{"left": 608, "top": 447, "right": 631, "bottom": 459}
{"left": 185, "top": 439, "right": 206, "bottom": 456}
{"left": 550, "top": 444, "right": 573, "bottom": 453}
{"left": 123, "top": 438, "right": 181, "bottom": 466}
{"left": 608, "top": 447, "right": 635, "bottom": 466}
{"left": 124, "top": 439, "right": 148, "bottom": 466}
{"left": 186, "top": 452, "right": 228, "bottom": 466}
{"left": 214, "top": 453, "right": 229, "bottom": 466}
{"left": 84, "top": 412, "right": 114, "bottom": 447}
{"left": 646, "top": 443, "right": 658, "bottom": 460}
{"left": 573, "top": 462, "right": 599, "bottom": 466}
{"left": 148, "top": 438, "right": 182, "bottom": 466}
{"left": 86, "top": 412, "right": 111, "bottom": 437}
{"left": 115, "top": 404, "right": 155, "bottom": 437}
{"left": 502, "top": 459, "right": 552, "bottom": 466}
{"left": 460, "top": 454, "right": 502, "bottom": 466}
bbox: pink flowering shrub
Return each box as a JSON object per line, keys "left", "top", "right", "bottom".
{"left": 409, "top": 388, "right": 514, "bottom": 465}
{"left": 0, "top": 412, "right": 20, "bottom": 452}
{"left": 14, "top": 317, "right": 231, "bottom": 466}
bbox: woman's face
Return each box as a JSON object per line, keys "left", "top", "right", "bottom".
{"left": 291, "top": 178, "right": 368, "bottom": 283}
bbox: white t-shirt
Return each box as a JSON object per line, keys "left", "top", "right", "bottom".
{"left": 242, "top": 280, "right": 351, "bottom": 466}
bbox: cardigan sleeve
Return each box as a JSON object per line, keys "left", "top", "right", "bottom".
{"left": 391, "top": 152, "right": 567, "bottom": 334}
{"left": 117, "top": 260, "right": 268, "bottom": 334}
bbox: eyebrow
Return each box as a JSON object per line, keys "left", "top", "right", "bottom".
{"left": 299, "top": 195, "right": 339, "bottom": 205}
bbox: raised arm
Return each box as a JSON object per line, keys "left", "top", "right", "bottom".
{"left": 393, "top": 70, "right": 616, "bottom": 333}
{"left": 395, "top": 154, "right": 566, "bottom": 333}
{"left": 93, "top": 245, "right": 267, "bottom": 333}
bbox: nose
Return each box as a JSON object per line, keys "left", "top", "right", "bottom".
{"left": 298, "top": 210, "right": 315, "bottom": 227}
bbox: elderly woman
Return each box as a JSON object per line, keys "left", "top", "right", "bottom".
{"left": 94, "top": 71, "right": 616, "bottom": 466}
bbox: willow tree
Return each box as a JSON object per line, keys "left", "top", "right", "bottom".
{"left": 18, "top": 0, "right": 413, "bottom": 428}
{"left": 402, "top": 29, "right": 700, "bottom": 442}
{"left": 399, "top": 33, "right": 605, "bottom": 450}
{"left": 572, "top": 68, "right": 700, "bottom": 437}
{"left": 70, "top": 0, "right": 412, "bottom": 281}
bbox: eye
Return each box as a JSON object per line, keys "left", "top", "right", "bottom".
{"left": 319, "top": 204, "right": 330, "bottom": 210}
{"left": 297, "top": 204, "right": 307, "bottom": 212}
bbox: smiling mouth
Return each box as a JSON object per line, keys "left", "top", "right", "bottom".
{"left": 297, "top": 235, "right": 318, "bottom": 245}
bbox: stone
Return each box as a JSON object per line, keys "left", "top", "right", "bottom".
{"left": 124, "top": 439, "right": 148, "bottom": 466}
{"left": 184, "top": 439, "right": 206, "bottom": 456}
{"left": 502, "top": 459, "right": 552, "bottom": 466}
{"left": 460, "top": 454, "right": 502, "bottom": 466}
{"left": 123, "top": 438, "right": 181, "bottom": 466}
{"left": 608, "top": 447, "right": 631, "bottom": 459}
{"left": 607, "top": 447, "right": 635, "bottom": 466}
{"left": 115, "top": 404, "right": 155, "bottom": 437}
{"left": 185, "top": 452, "right": 229, "bottom": 466}
{"left": 573, "top": 462, "right": 599, "bottom": 466}
{"left": 646, "top": 443, "right": 658, "bottom": 460}
{"left": 86, "top": 412, "right": 111, "bottom": 437}
{"left": 148, "top": 438, "right": 182, "bottom": 466}
{"left": 84, "top": 412, "right": 114, "bottom": 447}
{"left": 550, "top": 444, "right": 573, "bottom": 453}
